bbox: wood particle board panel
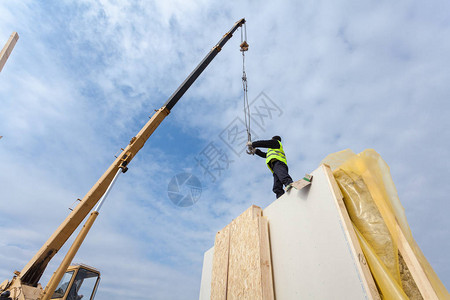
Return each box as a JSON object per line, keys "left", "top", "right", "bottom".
{"left": 211, "top": 225, "right": 231, "bottom": 300}
{"left": 258, "top": 216, "right": 274, "bottom": 300}
{"left": 396, "top": 223, "right": 439, "bottom": 300}
{"left": 227, "top": 208, "right": 262, "bottom": 299}
{"left": 208, "top": 205, "right": 274, "bottom": 300}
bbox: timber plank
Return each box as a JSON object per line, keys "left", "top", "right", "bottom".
{"left": 259, "top": 216, "right": 274, "bottom": 300}
{"left": 396, "top": 223, "right": 439, "bottom": 300}
{"left": 0, "top": 32, "right": 19, "bottom": 72}
{"left": 322, "top": 164, "right": 381, "bottom": 300}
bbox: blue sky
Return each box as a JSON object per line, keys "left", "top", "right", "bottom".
{"left": 1, "top": 1, "right": 449, "bottom": 299}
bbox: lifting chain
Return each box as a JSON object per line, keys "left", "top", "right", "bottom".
{"left": 240, "top": 23, "right": 252, "bottom": 154}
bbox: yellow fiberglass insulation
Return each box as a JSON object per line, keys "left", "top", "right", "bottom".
{"left": 322, "top": 149, "right": 450, "bottom": 300}
{"left": 333, "top": 168, "right": 401, "bottom": 285}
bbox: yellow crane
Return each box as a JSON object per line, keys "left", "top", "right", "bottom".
{"left": 0, "top": 18, "right": 247, "bottom": 300}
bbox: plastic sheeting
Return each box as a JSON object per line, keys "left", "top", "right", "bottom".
{"left": 322, "top": 149, "right": 449, "bottom": 300}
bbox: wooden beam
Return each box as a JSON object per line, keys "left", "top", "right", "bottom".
{"left": 0, "top": 32, "right": 19, "bottom": 72}
{"left": 258, "top": 216, "right": 274, "bottom": 300}
{"left": 322, "top": 164, "right": 381, "bottom": 300}
{"left": 396, "top": 223, "right": 439, "bottom": 300}
{"left": 211, "top": 225, "right": 230, "bottom": 300}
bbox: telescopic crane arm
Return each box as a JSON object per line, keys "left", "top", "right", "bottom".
{"left": 19, "top": 18, "right": 246, "bottom": 287}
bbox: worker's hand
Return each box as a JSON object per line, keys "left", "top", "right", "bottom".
{"left": 246, "top": 141, "right": 253, "bottom": 147}
{"left": 246, "top": 146, "right": 256, "bottom": 155}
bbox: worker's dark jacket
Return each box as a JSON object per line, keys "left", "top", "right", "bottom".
{"left": 252, "top": 139, "right": 284, "bottom": 170}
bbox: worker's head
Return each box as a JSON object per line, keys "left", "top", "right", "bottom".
{"left": 272, "top": 136, "right": 281, "bottom": 142}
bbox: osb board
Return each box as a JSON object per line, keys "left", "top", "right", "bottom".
{"left": 263, "top": 165, "right": 376, "bottom": 299}
{"left": 210, "top": 225, "right": 230, "bottom": 300}
{"left": 227, "top": 208, "right": 262, "bottom": 299}
{"left": 259, "top": 216, "right": 274, "bottom": 300}
{"left": 207, "top": 205, "right": 273, "bottom": 300}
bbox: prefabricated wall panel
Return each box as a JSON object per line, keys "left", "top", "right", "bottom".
{"left": 208, "top": 205, "right": 274, "bottom": 300}
{"left": 200, "top": 165, "right": 379, "bottom": 300}
{"left": 264, "top": 165, "right": 378, "bottom": 299}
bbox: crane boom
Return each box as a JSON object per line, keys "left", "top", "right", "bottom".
{"left": 19, "top": 18, "right": 246, "bottom": 287}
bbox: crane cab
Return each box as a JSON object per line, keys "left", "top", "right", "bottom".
{"left": 51, "top": 264, "right": 100, "bottom": 300}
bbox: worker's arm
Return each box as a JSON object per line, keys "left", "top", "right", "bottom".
{"left": 255, "top": 149, "right": 266, "bottom": 158}
{"left": 251, "top": 139, "right": 280, "bottom": 149}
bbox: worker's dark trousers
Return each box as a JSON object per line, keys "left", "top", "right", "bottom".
{"left": 272, "top": 160, "right": 293, "bottom": 198}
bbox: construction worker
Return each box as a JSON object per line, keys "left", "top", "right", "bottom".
{"left": 247, "top": 136, "right": 293, "bottom": 198}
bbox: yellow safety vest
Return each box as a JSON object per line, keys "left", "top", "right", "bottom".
{"left": 265, "top": 141, "right": 287, "bottom": 172}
